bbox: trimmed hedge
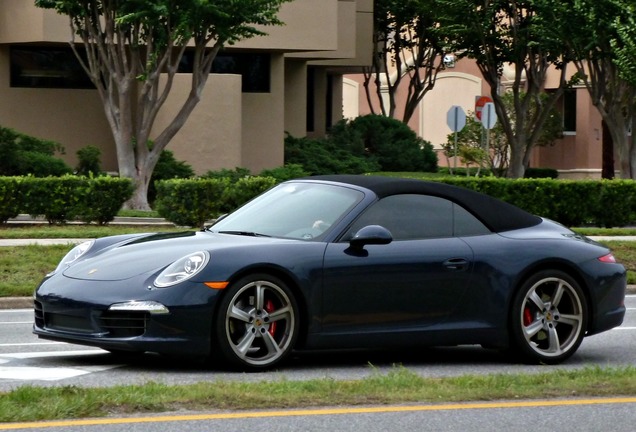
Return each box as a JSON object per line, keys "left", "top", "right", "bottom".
{"left": 155, "top": 178, "right": 229, "bottom": 229}
{"left": 0, "top": 176, "right": 133, "bottom": 225}
{"left": 436, "top": 177, "right": 636, "bottom": 228}
{"left": 0, "top": 177, "right": 22, "bottom": 223}
{"left": 155, "top": 176, "right": 277, "bottom": 228}
{"left": 153, "top": 176, "right": 636, "bottom": 228}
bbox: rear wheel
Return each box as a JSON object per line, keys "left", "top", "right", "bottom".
{"left": 214, "top": 274, "right": 299, "bottom": 370}
{"left": 510, "top": 270, "right": 587, "bottom": 364}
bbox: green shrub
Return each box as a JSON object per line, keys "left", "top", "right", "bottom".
{"left": 75, "top": 177, "right": 134, "bottom": 225}
{"left": 221, "top": 176, "right": 277, "bottom": 213}
{"left": 0, "top": 126, "right": 71, "bottom": 176}
{"left": 284, "top": 134, "right": 380, "bottom": 175}
{"left": 593, "top": 180, "right": 636, "bottom": 227}
{"left": 525, "top": 168, "right": 559, "bottom": 179}
{"left": 148, "top": 150, "right": 195, "bottom": 204}
{"left": 202, "top": 167, "right": 252, "bottom": 182}
{"left": 436, "top": 177, "right": 632, "bottom": 227}
{"left": 155, "top": 178, "right": 228, "bottom": 228}
{"left": 17, "top": 151, "right": 73, "bottom": 177}
{"left": 259, "top": 164, "right": 307, "bottom": 182}
{"left": 76, "top": 146, "right": 102, "bottom": 176}
{"left": 0, "top": 177, "right": 22, "bottom": 224}
{"left": 22, "top": 176, "right": 86, "bottom": 224}
{"left": 330, "top": 115, "right": 438, "bottom": 172}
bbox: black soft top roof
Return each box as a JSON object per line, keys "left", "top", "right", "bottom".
{"left": 302, "top": 175, "right": 542, "bottom": 233}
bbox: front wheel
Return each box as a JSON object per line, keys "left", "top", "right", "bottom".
{"left": 510, "top": 270, "right": 588, "bottom": 365}
{"left": 214, "top": 274, "right": 299, "bottom": 370}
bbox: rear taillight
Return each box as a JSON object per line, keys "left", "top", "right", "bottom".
{"left": 598, "top": 253, "right": 617, "bottom": 263}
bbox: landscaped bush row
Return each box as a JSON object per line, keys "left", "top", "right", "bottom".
{"left": 437, "top": 177, "right": 636, "bottom": 227}
{"left": 0, "top": 176, "right": 133, "bottom": 225}
{"left": 154, "top": 175, "right": 636, "bottom": 229}
{"left": 154, "top": 176, "right": 277, "bottom": 228}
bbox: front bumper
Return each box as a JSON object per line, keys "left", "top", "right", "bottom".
{"left": 33, "top": 274, "right": 220, "bottom": 356}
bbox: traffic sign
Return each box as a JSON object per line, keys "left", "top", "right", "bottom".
{"left": 481, "top": 102, "right": 497, "bottom": 129}
{"left": 446, "top": 105, "right": 466, "bottom": 132}
{"left": 474, "top": 96, "right": 493, "bottom": 121}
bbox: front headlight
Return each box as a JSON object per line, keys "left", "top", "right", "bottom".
{"left": 48, "top": 240, "right": 95, "bottom": 276}
{"left": 154, "top": 251, "right": 209, "bottom": 287}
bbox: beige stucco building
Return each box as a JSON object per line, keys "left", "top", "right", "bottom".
{"left": 0, "top": 0, "right": 373, "bottom": 175}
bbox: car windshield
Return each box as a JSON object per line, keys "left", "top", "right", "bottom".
{"left": 210, "top": 181, "right": 365, "bottom": 240}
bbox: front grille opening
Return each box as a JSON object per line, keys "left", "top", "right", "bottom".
{"left": 34, "top": 300, "right": 44, "bottom": 328}
{"left": 99, "top": 311, "right": 148, "bottom": 338}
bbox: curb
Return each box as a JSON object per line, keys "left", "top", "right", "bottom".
{"left": 0, "top": 297, "right": 32, "bottom": 309}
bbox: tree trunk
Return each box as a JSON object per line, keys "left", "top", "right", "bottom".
{"left": 602, "top": 121, "right": 615, "bottom": 179}
{"left": 507, "top": 144, "right": 526, "bottom": 178}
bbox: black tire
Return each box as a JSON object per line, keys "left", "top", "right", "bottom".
{"left": 214, "top": 274, "right": 299, "bottom": 370}
{"left": 510, "top": 270, "right": 588, "bottom": 365}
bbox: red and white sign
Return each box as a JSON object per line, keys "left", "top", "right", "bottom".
{"left": 474, "top": 96, "right": 493, "bottom": 121}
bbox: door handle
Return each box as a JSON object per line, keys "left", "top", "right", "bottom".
{"left": 443, "top": 258, "right": 469, "bottom": 271}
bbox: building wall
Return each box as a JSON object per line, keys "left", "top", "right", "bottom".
{"left": 154, "top": 74, "right": 243, "bottom": 175}
{"left": 0, "top": 45, "right": 116, "bottom": 170}
{"left": 0, "top": 0, "right": 371, "bottom": 176}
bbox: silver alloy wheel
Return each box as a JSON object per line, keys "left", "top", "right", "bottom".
{"left": 224, "top": 279, "right": 296, "bottom": 367}
{"left": 519, "top": 276, "right": 584, "bottom": 360}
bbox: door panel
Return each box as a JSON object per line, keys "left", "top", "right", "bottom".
{"left": 321, "top": 237, "right": 474, "bottom": 335}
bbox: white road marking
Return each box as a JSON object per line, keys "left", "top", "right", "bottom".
{"left": 0, "top": 342, "right": 65, "bottom": 347}
{"left": 0, "top": 349, "right": 104, "bottom": 359}
{"left": 0, "top": 365, "right": 118, "bottom": 381}
{"left": 0, "top": 350, "right": 120, "bottom": 381}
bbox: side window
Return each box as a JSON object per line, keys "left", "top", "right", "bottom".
{"left": 346, "top": 194, "right": 490, "bottom": 241}
{"left": 453, "top": 204, "right": 490, "bottom": 236}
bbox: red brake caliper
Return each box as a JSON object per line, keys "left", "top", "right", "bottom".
{"left": 265, "top": 299, "right": 277, "bottom": 336}
{"left": 523, "top": 307, "right": 533, "bottom": 327}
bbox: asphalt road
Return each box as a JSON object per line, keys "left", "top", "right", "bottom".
{"left": 0, "top": 296, "right": 634, "bottom": 431}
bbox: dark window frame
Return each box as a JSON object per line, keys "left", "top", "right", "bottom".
{"left": 10, "top": 45, "right": 271, "bottom": 93}
{"left": 10, "top": 45, "right": 94, "bottom": 89}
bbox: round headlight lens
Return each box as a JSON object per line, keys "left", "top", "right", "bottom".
{"left": 154, "top": 251, "right": 209, "bottom": 287}
{"left": 48, "top": 240, "right": 95, "bottom": 276}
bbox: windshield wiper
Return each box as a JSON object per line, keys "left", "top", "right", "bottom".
{"left": 217, "top": 230, "right": 271, "bottom": 238}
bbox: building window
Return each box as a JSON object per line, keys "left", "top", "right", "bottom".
{"left": 10, "top": 46, "right": 94, "bottom": 89}
{"left": 179, "top": 51, "right": 271, "bottom": 93}
{"left": 563, "top": 89, "right": 577, "bottom": 134}
{"left": 11, "top": 45, "right": 270, "bottom": 93}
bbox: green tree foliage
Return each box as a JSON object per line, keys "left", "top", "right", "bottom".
{"left": 364, "top": 0, "right": 449, "bottom": 123}
{"left": 443, "top": 93, "right": 563, "bottom": 177}
{"left": 557, "top": 0, "right": 636, "bottom": 178}
{"left": 35, "top": 0, "right": 290, "bottom": 210}
{"left": 440, "top": 0, "right": 572, "bottom": 178}
{"left": 612, "top": 0, "right": 636, "bottom": 85}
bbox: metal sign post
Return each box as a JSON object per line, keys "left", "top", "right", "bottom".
{"left": 446, "top": 105, "right": 466, "bottom": 172}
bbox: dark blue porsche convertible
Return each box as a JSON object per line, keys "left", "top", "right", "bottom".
{"left": 33, "top": 175, "right": 626, "bottom": 370}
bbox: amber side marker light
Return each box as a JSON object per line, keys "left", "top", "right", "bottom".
{"left": 205, "top": 281, "right": 229, "bottom": 290}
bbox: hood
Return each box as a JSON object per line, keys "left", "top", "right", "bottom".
{"left": 62, "top": 231, "right": 297, "bottom": 281}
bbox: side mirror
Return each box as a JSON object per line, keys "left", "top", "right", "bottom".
{"left": 349, "top": 225, "right": 393, "bottom": 249}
